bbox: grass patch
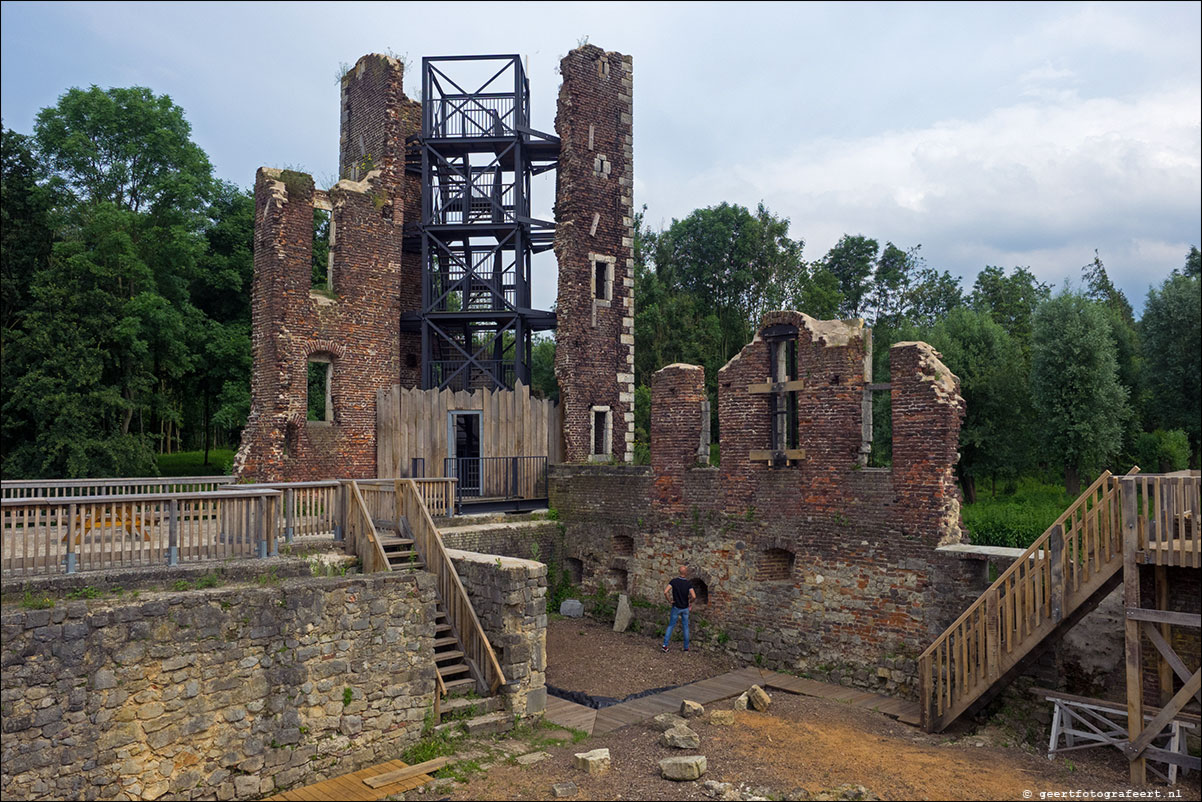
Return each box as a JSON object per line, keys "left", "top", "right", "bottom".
{"left": 401, "top": 732, "right": 459, "bottom": 765}
{"left": 20, "top": 590, "right": 54, "bottom": 609}
{"left": 434, "top": 758, "right": 483, "bottom": 783}
{"left": 962, "top": 476, "right": 1074, "bottom": 549}
{"left": 154, "top": 449, "right": 235, "bottom": 477}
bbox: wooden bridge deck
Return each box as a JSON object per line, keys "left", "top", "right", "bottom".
{"left": 544, "top": 666, "right": 920, "bottom": 734}
{"left": 265, "top": 758, "right": 435, "bottom": 801}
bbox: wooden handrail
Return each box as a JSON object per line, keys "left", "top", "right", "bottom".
{"left": 398, "top": 479, "right": 506, "bottom": 695}
{"left": 347, "top": 481, "right": 391, "bottom": 574}
{"left": 919, "top": 469, "right": 1122, "bottom": 731}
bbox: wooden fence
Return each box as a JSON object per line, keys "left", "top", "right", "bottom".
{"left": 357, "top": 478, "right": 457, "bottom": 519}
{"left": 219, "top": 481, "right": 342, "bottom": 541}
{"left": 377, "top": 381, "right": 562, "bottom": 480}
{"left": 2, "top": 476, "right": 234, "bottom": 500}
{"left": 1, "top": 489, "right": 280, "bottom": 577}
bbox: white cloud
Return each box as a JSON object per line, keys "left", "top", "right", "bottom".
{"left": 657, "top": 84, "right": 1200, "bottom": 305}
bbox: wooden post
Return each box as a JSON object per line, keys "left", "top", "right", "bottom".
{"left": 1049, "top": 524, "right": 1064, "bottom": 624}
{"left": 1153, "top": 565, "right": 1172, "bottom": 706}
{"left": 66, "top": 502, "right": 77, "bottom": 574}
{"left": 335, "top": 482, "right": 346, "bottom": 542}
{"left": 285, "top": 487, "right": 295, "bottom": 544}
{"left": 985, "top": 591, "right": 1000, "bottom": 682}
{"left": 167, "top": 499, "right": 179, "bottom": 566}
{"left": 1121, "top": 477, "right": 1145, "bottom": 784}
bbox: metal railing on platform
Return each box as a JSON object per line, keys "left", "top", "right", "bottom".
{"left": 443, "top": 456, "right": 547, "bottom": 508}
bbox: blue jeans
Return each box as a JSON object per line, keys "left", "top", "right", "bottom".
{"left": 663, "top": 606, "right": 690, "bottom": 650}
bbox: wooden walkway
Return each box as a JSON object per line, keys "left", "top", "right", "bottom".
{"left": 543, "top": 666, "right": 920, "bottom": 734}
{"left": 265, "top": 758, "right": 436, "bottom": 801}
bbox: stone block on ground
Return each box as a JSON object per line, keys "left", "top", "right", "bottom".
{"left": 679, "top": 699, "right": 704, "bottom": 718}
{"left": 516, "top": 751, "right": 550, "bottom": 766}
{"left": 748, "top": 684, "right": 771, "bottom": 711}
{"left": 733, "top": 692, "right": 749, "bottom": 711}
{"left": 814, "top": 784, "right": 878, "bottom": 801}
{"left": 659, "top": 755, "right": 707, "bottom": 781}
{"left": 573, "top": 748, "right": 610, "bottom": 775}
{"left": 560, "top": 599, "right": 584, "bottom": 618}
{"left": 660, "top": 724, "right": 700, "bottom": 749}
{"left": 613, "top": 593, "right": 633, "bottom": 632}
{"left": 552, "top": 781, "right": 579, "bottom": 797}
{"left": 708, "top": 710, "right": 734, "bottom": 726}
{"left": 651, "top": 712, "right": 688, "bottom": 731}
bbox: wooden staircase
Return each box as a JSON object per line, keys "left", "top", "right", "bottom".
{"left": 373, "top": 517, "right": 476, "bottom": 694}
{"left": 344, "top": 480, "right": 507, "bottom": 709}
{"left": 919, "top": 471, "right": 1131, "bottom": 731}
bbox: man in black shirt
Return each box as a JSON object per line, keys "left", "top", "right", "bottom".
{"left": 662, "top": 565, "right": 696, "bottom": 652}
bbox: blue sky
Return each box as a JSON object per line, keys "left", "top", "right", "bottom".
{"left": 2, "top": 1, "right": 1199, "bottom": 314}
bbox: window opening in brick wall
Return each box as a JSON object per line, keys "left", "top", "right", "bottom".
{"left": 762, "top": 324, "right": 801, "bottom": 465}
{"left": 565, "top": 557, "right": 584, "bottom": 585}
{"left": 864, "top": 350, "right": 892, "bottom": 468}
{"left": 607, "top": 567, "right": 628, "bottom": 593}
{"left": 690, "top": 578, "right": 709, "bottom": 605}
{"left": 307, "top": 356, "right": 334, "bottom": 422}
{"left": 591, "top": 406, "right": 612, "bottom": 460}
{"left": 613, "top": 534, "right": 633, "bottom": 556}
{"left": 312, "top": 207, "right": 333, "bottom": 291}
{"left": 756, "top": 548, "right": 795, "bottom": 582}
{"left": 594, "top": 260, "right": 609, "bottom": 301}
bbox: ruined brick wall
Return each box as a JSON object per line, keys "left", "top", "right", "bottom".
{"left": 234, "top": 168, "right": 403, "bottom": 482}
{"left": 550, "top": 313, "right": 980, "bottom": 698}
{"left": 891, "top": 342, "right": 967, "bottom": 547}
{"left": 650, "top": 363, "right": 707, "bottom": 513}
{"left": 236, "top": 54, "right": 420, "bottom": 481}
{"left": 554, "top": 45, "right": 636, "bottom": 463}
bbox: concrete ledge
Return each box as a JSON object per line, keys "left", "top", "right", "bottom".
{"left": 937, "top": 543, "right": 1031, "bottom": 561}
{"left": 445, "top": 548, "right": 546, "bottom": 571}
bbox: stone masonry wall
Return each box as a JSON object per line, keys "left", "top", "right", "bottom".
{"left": 440, "top": 521, "right": 564, "bottom": 567}
{"left": 554, "top": 45, "right": 636, "bottom": 463}
{"left": 447, "top": 550, "right": 548, "bottom": 718}
{"left": 0, "top": 571, "right": 437, "bottom": 801}
{"left": 548, "top": 314, "right": 981, "bottom": 699}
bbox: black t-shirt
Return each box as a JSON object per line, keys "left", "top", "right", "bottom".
{"left": 669, "top": 577, "right": 693, "bottom": 609}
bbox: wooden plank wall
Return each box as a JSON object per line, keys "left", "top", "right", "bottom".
{"left": 376, "top": 382, "right": 563, "bottom": 478}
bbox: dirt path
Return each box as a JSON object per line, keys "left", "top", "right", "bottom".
{"left": 388, "top": 617, "right": 1199, "bottom": 801}
{"left": 545, "top": 616, "right": 742, "bottom": 698}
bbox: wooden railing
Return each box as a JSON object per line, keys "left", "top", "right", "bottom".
{"left": 1123, "top": 473, "right": 1201, "bottom": 568}
{"left": 344, "top": 482, "right": 391, "bottom": 575}
{"left": 1, "top": 489, "right": 279, "bottom": 576}
{"left": 398, "top": 479, "right": 506, "bottom": 695}
{"left": 2, "top": 476, "right": 233, "bottom": 500}
{"left": 919, "top": 470, "right": 1127, "bottom": 731}
{"left": 223, "top": 481, "right": 342, "bottom": 541}
{"left": 358, "top": 478, "right": 457, "bottom": 519}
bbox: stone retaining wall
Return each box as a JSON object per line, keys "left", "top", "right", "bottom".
{"left": 447, "top": 550, "right": 548, "bottom": 718}
{"left": 1, "top": 570, "right": 437, "bottom": 801}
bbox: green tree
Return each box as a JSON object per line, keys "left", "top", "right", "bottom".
{"left": 1030, "top": 291, "right": 1129, "bottom": 494}
{"left": 821, "top": 234, "right": 878, "bottom": 318}
{"left": 1, "top": 127, "right": 56, "bottom": 334}
{"left": 1140, "top": 268, "right": 1201, "bottom": 460}
{"left": 2, "top": 85, "right": 217, "bottom": 477}
{"left": 969, "top": 265, "right": 1051, "bottom": 355}
{"left": 925, "top": 307, "right": 1031, "bottom": 502}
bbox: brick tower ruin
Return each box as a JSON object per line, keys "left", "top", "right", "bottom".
{"left": 236, "top": 46, "right": 636, "bottom": 480}
{"left": 554, "top": 46, "right": 636, "bottom": 463}
{"left": 234, "top": 54, "right": 421, "bottom": 481}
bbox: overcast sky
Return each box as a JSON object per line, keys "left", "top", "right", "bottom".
{"left": 2, "top": 1, "right": 1199, "bottom": 315}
